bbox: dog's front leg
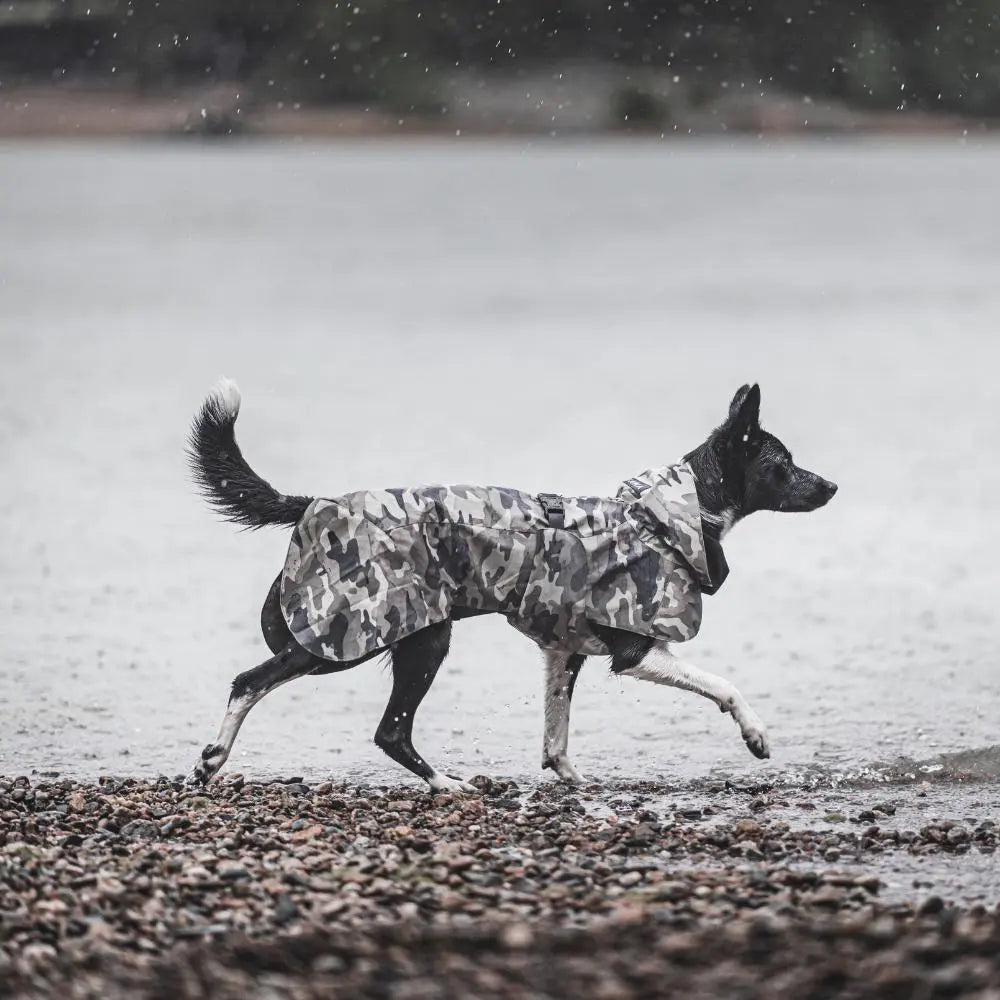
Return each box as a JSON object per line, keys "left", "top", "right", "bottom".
{"left": 617, "top": 644, "right": 770, "bottom": 759}
{"left": 541, "top": 649, "right": 586, "bottom": 783}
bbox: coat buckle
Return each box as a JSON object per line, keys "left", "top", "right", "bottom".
{"left": 537, "top": 493, "right": 566, "bottom": 530}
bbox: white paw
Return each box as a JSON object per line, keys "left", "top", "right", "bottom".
{"left": 426, "top": 772, "right": 478, "bottom": 794}
{"left": 738, "top": 715, "right": 771, "bottom": 760}
{"left": 187, "top": 744, "right": 226, "bottom": 786}
{"left": 184, "top": 768, "right": 207, "bottom": 788}
{"left": 546, "top": 755, "right": 584, "bottom": 784}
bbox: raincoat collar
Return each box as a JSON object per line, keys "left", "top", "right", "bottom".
{"left": 621, "top": 462, "right": 727, "bottom": 595}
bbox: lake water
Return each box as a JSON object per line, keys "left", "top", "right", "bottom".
{"left": 1, "top": 137, "right": 999, "bottom": 799}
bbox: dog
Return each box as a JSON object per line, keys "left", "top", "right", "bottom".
{"left": 187, "top": 380, "right": 836, "bottom": 791}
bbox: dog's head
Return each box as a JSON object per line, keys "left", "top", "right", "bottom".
{"left": 714, "top": 383, "right": 838, "bottom": 516}
{"left": 687, "top": 384, "right": 837, "bottom": 530}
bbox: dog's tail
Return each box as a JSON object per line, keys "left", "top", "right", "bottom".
{"left": 187, "top": 378, "right": 314, "bottom": 529}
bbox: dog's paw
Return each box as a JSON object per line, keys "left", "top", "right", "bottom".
{"left": 186, "top": 744, "right": 226, "bottom": 786}
{"left": 426, "top": 772, "right": 479, "bottom": 795}
{"left": 185, "top": 765, "right": 209, "bottom": 787}
{"left": 740, "top": 720, "right": 771, "bottom": 760}
{"left": 544, "top": 755, "right": 584, "bottom": 785}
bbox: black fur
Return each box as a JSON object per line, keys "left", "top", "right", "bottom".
{"left": 564, "top": 653, "right": 585, "bottom": 701}
{"left": 260, "top": 574, "right": 291, "bottom": 655}
{"left": 187, "top": 392, "right": 313, "bottom": 529}
{"left": 229, "top": 642, "right": 317, "bottom": 704}
{"left": 590, "top": 623, "right": 654, "bottom": 674}
{"left": 374, "top": 620, "right": 454, "bottom": 782}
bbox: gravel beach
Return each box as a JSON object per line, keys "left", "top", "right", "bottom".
{"left": 2, "top": 773, "right": 998, "bottom": 998}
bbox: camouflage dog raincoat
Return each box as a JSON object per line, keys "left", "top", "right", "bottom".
{"left": 281, "top": 463, "right": 726, "bottom": 661}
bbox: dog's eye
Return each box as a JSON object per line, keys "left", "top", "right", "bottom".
{"left": 773, "top": 466, "right": 789, "bottom": 483}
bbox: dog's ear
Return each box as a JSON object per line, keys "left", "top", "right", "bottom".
{"left": 723, "top": 383, "right": 761, "bottom": 443}
{"left": 728, "top": 384, "right": 752, "bottom": 418}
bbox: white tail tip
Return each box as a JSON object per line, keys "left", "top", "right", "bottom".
{"left": 211, "top": 377, "right": 242, "bottom": 418}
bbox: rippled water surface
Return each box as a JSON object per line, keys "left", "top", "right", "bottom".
{"left": 1, "top": 139, "right": 998, "bottom": 799}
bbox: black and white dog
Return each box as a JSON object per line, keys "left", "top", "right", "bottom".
{"left": 187, "top": 381, "right": 836, "bottom": 791}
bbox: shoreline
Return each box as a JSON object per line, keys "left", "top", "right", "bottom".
{"left": 0, "top": 84, "right": 991, "bottom": 141}
{"left": 2, "top": 773, "right": 998, "bottom": 997}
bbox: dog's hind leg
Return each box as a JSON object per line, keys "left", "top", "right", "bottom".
{"left": 615, "top": 643, "right": 770, "bottom": 760}
{"left": 541, "top": 650, "right": 586, "bottom": 784}
{"left": 374, "top": 620, "right": 474, "bottom": 794}
{"left": 187, "top": 641, "right": 323, "bottom": 785}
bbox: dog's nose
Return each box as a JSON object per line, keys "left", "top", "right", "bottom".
{"left": 823, "top": 480, "right": 838, "bottom": 498}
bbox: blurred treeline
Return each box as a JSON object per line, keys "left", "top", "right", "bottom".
{"left": 5, "top": 0, "right": 1000, "bottom": 115}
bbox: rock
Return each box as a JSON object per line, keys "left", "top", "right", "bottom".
{"left": 217, "top": 863, "right": 250, "bottom": 881}
{"left": 627, "top": 822, "right": 657, "bottom": 846}
{"left": 273, "top": 894, "right": 299, "bottom": 924}
{"left": 120, "top": 820, "right": 159, "bottom": 841}
{"left": 19, "top": 943, "right": 57, "bottom": 967}
{"left": 809, "top": 885, "right": 847, "bottom": 908}
{"left": 290, "top": 823, "right": 325, "bottom": 843}
{"left": 853, "top": 876, "right": 881, "bottom": 894}
{"left": 733, "top": 819, "right": 764, "bottom": 839}
{"left": 500, "top": 923, "right": 534, "bottom": 948}
{"left": 312, "top": 954, "right": 346, "bottom": 973}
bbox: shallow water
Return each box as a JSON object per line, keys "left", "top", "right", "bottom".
{"left": 1, "top": 138, "right": 999, "bottom": 801}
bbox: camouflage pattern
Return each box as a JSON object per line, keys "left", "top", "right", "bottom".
{"left": 281, "top": 463, "right": 716, "bottom": 661}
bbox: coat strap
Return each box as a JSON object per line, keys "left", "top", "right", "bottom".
{"left": 537, "top": 493, "right": 566, "bottom": 529}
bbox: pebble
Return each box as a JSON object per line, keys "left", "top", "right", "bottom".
{"left": 120, "top": 819, "right": 159, "bottom": 841}
{"left": 217, "top": 863, "right": 250, "bottom": 881}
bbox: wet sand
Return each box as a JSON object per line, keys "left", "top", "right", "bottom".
{"left": 2, "top": 139, "right": 999, "bottom": 788}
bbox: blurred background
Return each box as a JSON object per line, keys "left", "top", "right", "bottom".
{"left": 1, "top": 2, "right": 998, "bottom": 787}
{"left": 1, "top": 0, "right": 999, "bottom": 136}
